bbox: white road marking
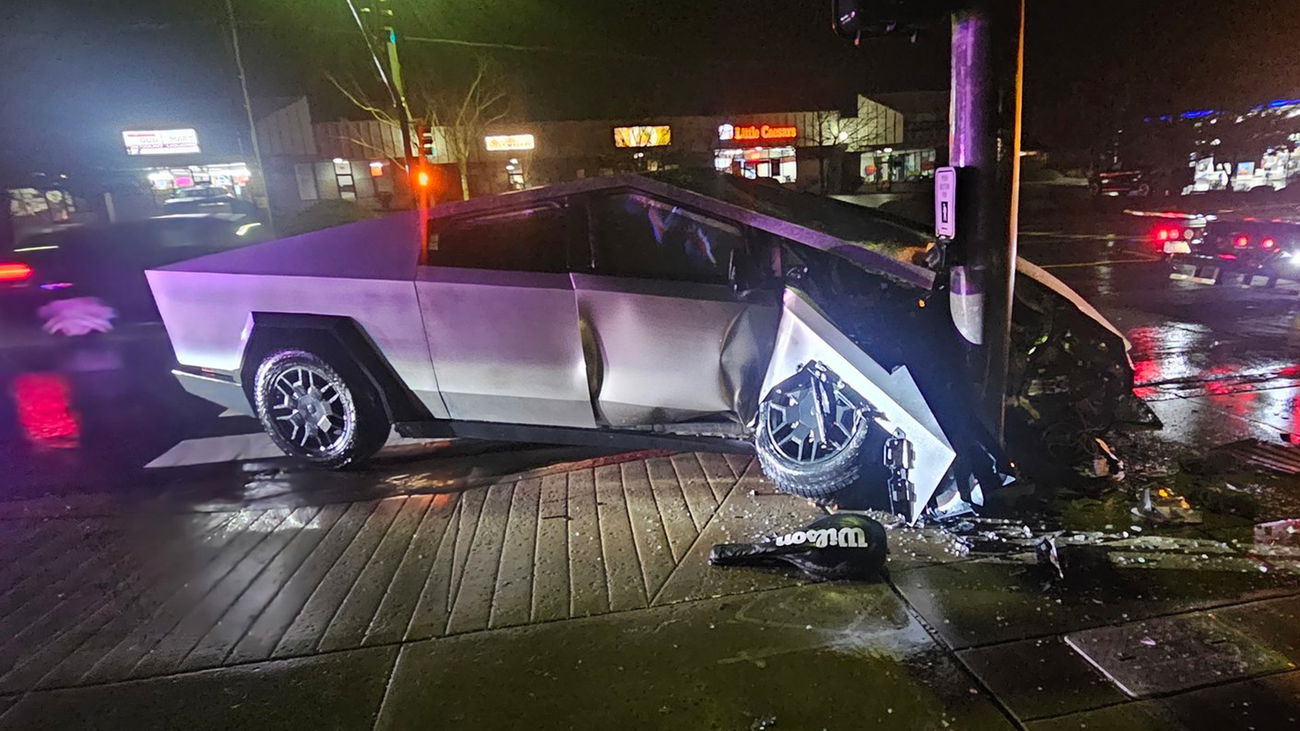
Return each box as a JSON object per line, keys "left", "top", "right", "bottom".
{"left": 145, "top": 433, "right": 282, "bottom": 469}
{"left": 1039, "top": 256, "right": 1161, "bottom": 269}
{"left": 1021, "top": 232, "right": 1145, "bottom": 242}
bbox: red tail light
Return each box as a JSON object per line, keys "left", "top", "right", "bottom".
{"left": 1262, "top": 238, "right": 1277, "bottom": 249}
{"left": 0, "top": 262, "right": 33, "bottom": 282}
{"left": 1233, "top": 235, "right": 1250, "bottom": 249}
{"left": 1153, "top": 226, "right": 1185, "bottom": 247}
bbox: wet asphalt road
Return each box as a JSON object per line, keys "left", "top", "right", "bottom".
{"left": 1, "top": 211, "right": 1300, "bottom": 729}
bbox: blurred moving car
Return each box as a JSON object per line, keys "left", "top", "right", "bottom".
{"left": 146, "top": 171, "right": 1150, "bottom": 522}
{"left": 1162, "top": 216, "right": 1300, "bottom": 286}
{"left": 163, "top": 186, "right": 263, "bottom": 218}
{"left": 1, "top": 214, "right": 270, "bottom": 327}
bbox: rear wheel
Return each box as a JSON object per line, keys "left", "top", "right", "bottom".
{"left": 253, "top": 348, "right": 389, "bottom": 469}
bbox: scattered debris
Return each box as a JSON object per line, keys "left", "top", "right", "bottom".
{"left": 709, "top": 513, "right": 887, "bottom": 580}
{"left": 1133, "top": 487, "right": 1202, "bottom": 525}
{"left": 1089, "top": 437, "right": 1126, "bottom": 480}
{"left": 1254, "top": 519, "right": 1300, "bottom": 548}
{"left": 1181, "top": 481, "right": 1261, "bottom": 520}
{"left": 1036, "top": 536, "right": 1064, "bottom": 580}
{"left": 749, "top": 716, "right": 777, "bottom": 730}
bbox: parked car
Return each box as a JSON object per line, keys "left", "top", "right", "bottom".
{"left": 1088, "top": 168, "right": 1167, "bottom": 197}
{"left": 1, "top": 214, "right": 270, "bottom": 327}
{"left": 146, "top": 171, "right": 1149, "bottom": 522}
{"left": 1163, "top": 216, "right": 1300, "bottom": 286}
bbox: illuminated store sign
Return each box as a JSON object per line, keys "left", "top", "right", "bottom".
{"left": 718, "top": 123, "right": 798, "bottom": 142}
{"left": 613, "top": 125, "right": 672, "bottom": 148}
{"left": 122, "top": 129, "right": 201, "bottom": 156}
{"left": 484, "top": 134, "right": 536, "bottom": 151}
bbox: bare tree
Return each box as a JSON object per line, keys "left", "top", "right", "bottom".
{"left": 329, "top": 77, "right": 410, "bottom": 167}
{"left": 332, "top": 57, "right": 511, "bottom": 201}
{"left": 414, "top": 58, "right": 511, "bottom": 200}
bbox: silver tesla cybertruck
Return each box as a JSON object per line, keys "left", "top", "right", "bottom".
{"left": 146, "top": 171, "right": 1148, "bottom": 523}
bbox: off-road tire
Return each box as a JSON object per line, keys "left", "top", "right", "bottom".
{"left": 754, "top": 374, "right": 873, "bottom": 499}
{"left": 253, "top": 348, "right": 388, "bottom": 470}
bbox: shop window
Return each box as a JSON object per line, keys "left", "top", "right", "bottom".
{"left": 334, "top": 159, "right": 357, "bottom": 200}
{"left": 350, "top": 162, "right": 376, "bottom": 199}
{"left": 428, "top": 206, "right": 568, "bottom": 273}
{"left": 294, "top": 164, "right": 319, "bottom": 201}
{"left": 314, "top": 162, "right": 340, "bottom": 199}
{"left": 589, "top": 193, "right": 743, "bottom": 284}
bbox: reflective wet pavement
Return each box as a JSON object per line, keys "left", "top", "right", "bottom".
{"left": 1, "top": 214, "right": 1300, "bottom": 729}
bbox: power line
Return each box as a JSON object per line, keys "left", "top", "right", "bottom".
{"left": 400, "top": 35, "right": 669, "bottom": 63}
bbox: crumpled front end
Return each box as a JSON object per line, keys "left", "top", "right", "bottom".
{"left": 757, "top": 288, "right": 957, "bottom": 523}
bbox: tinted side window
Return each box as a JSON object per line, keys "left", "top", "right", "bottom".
{"left": 589, "top": 193, "right": 744, "bottom": 283}
{"left": 430, "top": 206, "right": 568, "bottom": 273}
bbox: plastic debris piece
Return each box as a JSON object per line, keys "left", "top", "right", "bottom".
{"left": 1036, "top": 536, "right": 1064, "bottom": 580}
{"left": 1090, "top": 437, "right": 1126, "bottom": 480}
{"left": 1137, "top": 487, "right": 1202, "bottom": 525}
{"left": 709, "top": 513, "right": 887, "bottom": 580}
{"left": 1254, "top": 518, "right": 1300, "bottom": 548}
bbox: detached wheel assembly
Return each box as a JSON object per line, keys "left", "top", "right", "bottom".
{"left": 253, "top": 349, "right": 389, "bottom": 469}
{"left": 755, "top": 362, "right": 875, "bottom": 499}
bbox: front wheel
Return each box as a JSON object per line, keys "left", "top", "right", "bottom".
{"left": 253, "top": 348, "right": 389, "bottom": 469}
{"left": 754, "top": 362, "right": 873, "bottom": 499}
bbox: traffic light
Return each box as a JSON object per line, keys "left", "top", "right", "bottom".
{"left": 416, "top": 168, "right": 430, "bottom": 188}
{"left": 832, "top": 0, "right": 951, "bottom": 42}
{"left": 419, "top": 129, "right": 436, "bottom": 160}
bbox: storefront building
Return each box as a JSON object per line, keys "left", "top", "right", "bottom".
{"left": 859, "top": 91, "right": 948, "bottom": 185}
{"left": 107, "top": 125, "right": 265, "bottom": 221}
{"left": 252, "top": 93, "right": 915, "bottom": 215}
{"left": 1134, "top": 97, "right": 1300, "bottom": 194}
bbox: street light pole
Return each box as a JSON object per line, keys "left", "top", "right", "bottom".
{"left": 949, "top": 0, "right": 1025, "bottom": 440}
{"left": 381, "top": 17, "right": 417, "bottom": 171}
{"left": 223, "top": 0, "right": 275, "bottom": 234}
{"left": 348, "top": 0, "right": 416, "bottom": 174}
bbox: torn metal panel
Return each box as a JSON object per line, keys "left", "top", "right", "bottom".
{"left": 762, "top": 289, "right": 956, "bottom": 522}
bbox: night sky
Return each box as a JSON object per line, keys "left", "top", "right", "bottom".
{"left": 0, "top": 0, "right": 1297, "bottom": 174}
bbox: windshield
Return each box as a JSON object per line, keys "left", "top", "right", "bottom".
{"left": 646, "top": 169, "right": 933, "bottom": 263}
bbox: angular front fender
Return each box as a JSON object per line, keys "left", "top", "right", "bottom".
{"left": 760, "top": 288, "right": 956, "bottom": 522}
